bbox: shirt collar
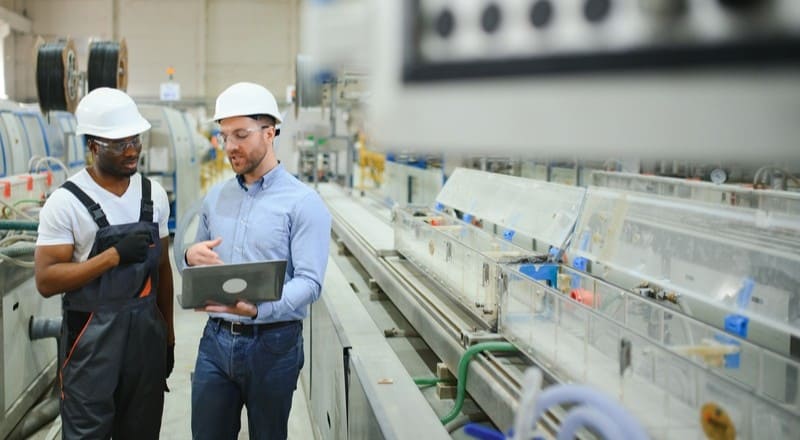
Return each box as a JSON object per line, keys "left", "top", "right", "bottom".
{"left": 236, "top": 163, "right": 283, "bottom": 191}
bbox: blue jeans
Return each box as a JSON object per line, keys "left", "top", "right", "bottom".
{"left": 191, "top": 319, "right": 304, "bottom": 440}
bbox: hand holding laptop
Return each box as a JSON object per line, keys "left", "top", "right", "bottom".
{"left": 197, "top": 300, "right": 259, "bottom": 318}
{"left": 178, "top": 260, "right": 286, "bottom": 310}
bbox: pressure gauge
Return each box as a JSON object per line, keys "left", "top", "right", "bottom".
{"left": 710, "top": 168, "right": 727, "bottom": 184}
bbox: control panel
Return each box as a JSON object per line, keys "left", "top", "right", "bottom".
{"left": 406, "top": 0, "right": 800, "bottom": 81}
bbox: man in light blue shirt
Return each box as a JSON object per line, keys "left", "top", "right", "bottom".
{"left": 184, "top": 82, "right": 331, "bottom": 440}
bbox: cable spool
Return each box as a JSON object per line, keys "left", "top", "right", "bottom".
{"left": 87, "top": 39, "right": 128, "bottom": 91}
{"left": 36, "top": 39, "right": 80, "bottom": 113}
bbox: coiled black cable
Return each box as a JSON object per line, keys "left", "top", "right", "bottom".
{"left": 88, "top": 40, "right": 128, "bottom": 91}
{"left": 36, "top": 40, "right": 76, "bottom": 113}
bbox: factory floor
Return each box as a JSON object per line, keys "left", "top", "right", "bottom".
{"left": 29, "top": 244, "right": 316, "bottom": 439}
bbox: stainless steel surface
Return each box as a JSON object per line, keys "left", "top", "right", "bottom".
{"left": 326, "top": 191, "right": 525, "bottom": 430}
{"left": 310, "top": 296, "right": 348, "bottom": 440}
{"left": 1, "top": 268, "right": 60, "bottom": 438}
{"left": 313, "top": 255, "right": 449, "bottom": 439}
{"left": 347, "top": 356, "right": 385, "bottom": 440}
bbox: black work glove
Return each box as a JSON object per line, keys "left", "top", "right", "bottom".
{"left": 166, "top": 344, "right": 175, "bottom": 379}
{"left": 113, "top": 233, "right": 149, "bottom": 265}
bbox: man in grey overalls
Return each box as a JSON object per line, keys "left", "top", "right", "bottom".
{"left": 35, "top": 87, "right": 175, "bottom": 439}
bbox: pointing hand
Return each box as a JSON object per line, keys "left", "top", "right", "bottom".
{"left": 185, "top": 237, "right": 224, "bottom": 266}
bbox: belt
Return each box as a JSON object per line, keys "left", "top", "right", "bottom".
{"left": 211, "top": 317, "right": 299, "bottom": 336}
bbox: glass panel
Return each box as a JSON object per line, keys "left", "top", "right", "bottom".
{"left": 380, "top": 161, "right": 443, "bottom": 207}
{"left": 393, "top": 206, "right": 537, "bottom": 327}
{"left": 435, "top": 168, "right": 586, "bottom": 249}
{"left": 498, "top": 264, "right": 800, "bottom": 437}
{"left": 591, "top": 170, "right": 800, "bottom": 215}
{"left": 570, "top": 186, "right": 800, "bottom": 338}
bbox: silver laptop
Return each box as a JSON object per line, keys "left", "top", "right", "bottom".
{"left": 178, "top": 260, "right": 287, "bottom": 309}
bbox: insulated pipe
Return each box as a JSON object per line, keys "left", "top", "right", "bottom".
{"left": 440, "top": 341, "right": 518, "bottom": 425}
{"left": 5, "top": 392, "right": 59, "bottom": 440}
{"left": 0, "top": 220, "right": 39, "bottom": 231}
{"left": 532, "top": 384, "right": 649, "bottom": 440}
{"left": 30, "top": 316, "right": 62, "bottom": 340}
{"left": 556, "top": 405, "right": 623, "bottom": 440}
{"left": 11, "top": 317, "right": 64, "bottom": 439}
{"left": 0, "top": 243, "right": 37, "bottom": 256}
{"left": 510, "top": 368, "right": 543, "bottom": 440}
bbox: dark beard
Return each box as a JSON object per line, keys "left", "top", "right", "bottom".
{"left": 97, "top": 157, "right": 137, "bottom": 177}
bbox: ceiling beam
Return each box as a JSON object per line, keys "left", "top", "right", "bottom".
{"left": 0, "top": 6, "right": 31, "bottom": 34}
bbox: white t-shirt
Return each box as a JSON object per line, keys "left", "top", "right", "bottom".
{"left": 36, "top": 169, "right": 170, "bottom": 263}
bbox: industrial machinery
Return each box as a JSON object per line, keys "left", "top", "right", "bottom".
{"left": 0, "top": 102, "right": 79, "bottom": 438}
{"left": 0, "top": 221, "right": 60, "bottom": 440}
{"left": 590, "top": 170, "right": 800, "bottom": 214}
{"left": 296, "top": 0, "right": 800, "bottom": 437}
{"left": 368, "top": 1, "right": 800, "bottom": 161}
{"left": 0, "top": 107, "right": 71, "bottom": 438}
{"left": 313, "top": 166, "right": 800, "bottom": 438}
{"left": 137, "top": 105, "right": 205, "bottom": 233}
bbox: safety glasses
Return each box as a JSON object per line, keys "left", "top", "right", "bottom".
{"left": 92, "top": 137, "right": 142, "bottom": 154}
{"left": 217, "top": 125, "right": 271, "bottom": 148}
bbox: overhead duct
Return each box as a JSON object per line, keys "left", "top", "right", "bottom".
{"left": 296, "top": 54, "right": 323, "bottom": 110}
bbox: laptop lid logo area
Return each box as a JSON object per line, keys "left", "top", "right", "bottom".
{"left": 178, "top": 260, "right": 287, "bottom": 309}
{"left": 223, "top": 278, "right": 247, "bottom": 295}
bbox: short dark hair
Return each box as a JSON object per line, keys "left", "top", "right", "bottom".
{"left": 247, "top": 114, "right": 276, "bottom": 126}
{"left": 247, "top": 114, "right": 279, "bottom": 136}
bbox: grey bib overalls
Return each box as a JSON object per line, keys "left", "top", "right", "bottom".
{"left": 59, "top": 177, "right": 167, "bottom": 439}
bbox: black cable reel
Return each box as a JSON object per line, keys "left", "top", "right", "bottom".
{"left": 35, "top": 38, "right": 80, "bottom": 113}
{"left": 88, "top": 39, "right": 128, "bottom": 92}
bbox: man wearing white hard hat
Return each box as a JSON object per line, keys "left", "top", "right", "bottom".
{"left": 35, "top": 88, "right": 174, "bottom": 439}
{"left": 183, "top": 82, "right": 330, "bottom": 439}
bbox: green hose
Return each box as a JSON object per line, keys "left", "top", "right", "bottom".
{"left": 0, "top": 220, "right": 39, "bottom": 231}
{"left": 414, "top": 377, "right": 445, "bottom": 386}
{"left": 440, "top": 341, "right": 518, "bottom": 425}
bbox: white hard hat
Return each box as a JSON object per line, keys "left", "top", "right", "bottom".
{"left": 75, "top": 87, "right": 151, "bottom": 139}
{"left": 213, "top": 82, "right": 283, "bottom": 124}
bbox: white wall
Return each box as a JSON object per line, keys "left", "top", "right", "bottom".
{"left": 8, "top": 0, "right": 300, "bottom": 106}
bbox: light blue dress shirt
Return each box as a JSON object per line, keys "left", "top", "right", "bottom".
{"left": 186, "top": 164, "right": 331, "bottom": 323}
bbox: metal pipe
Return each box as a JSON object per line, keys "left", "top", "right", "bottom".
{"left": 10, "top": 316, "right": 64, "bottom": 439}
{"left": 5, "top": 392, "right": 59, "bottom": 440}
{"left": 30, "top": 317, "right": 62, "bottom": 340}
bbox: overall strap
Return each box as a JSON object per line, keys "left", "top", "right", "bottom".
{"left": 61, "top": 181, "right": 109, "bottom": 228}
{"left": 139, "top": 176, "right": 154, "bottom": 223}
